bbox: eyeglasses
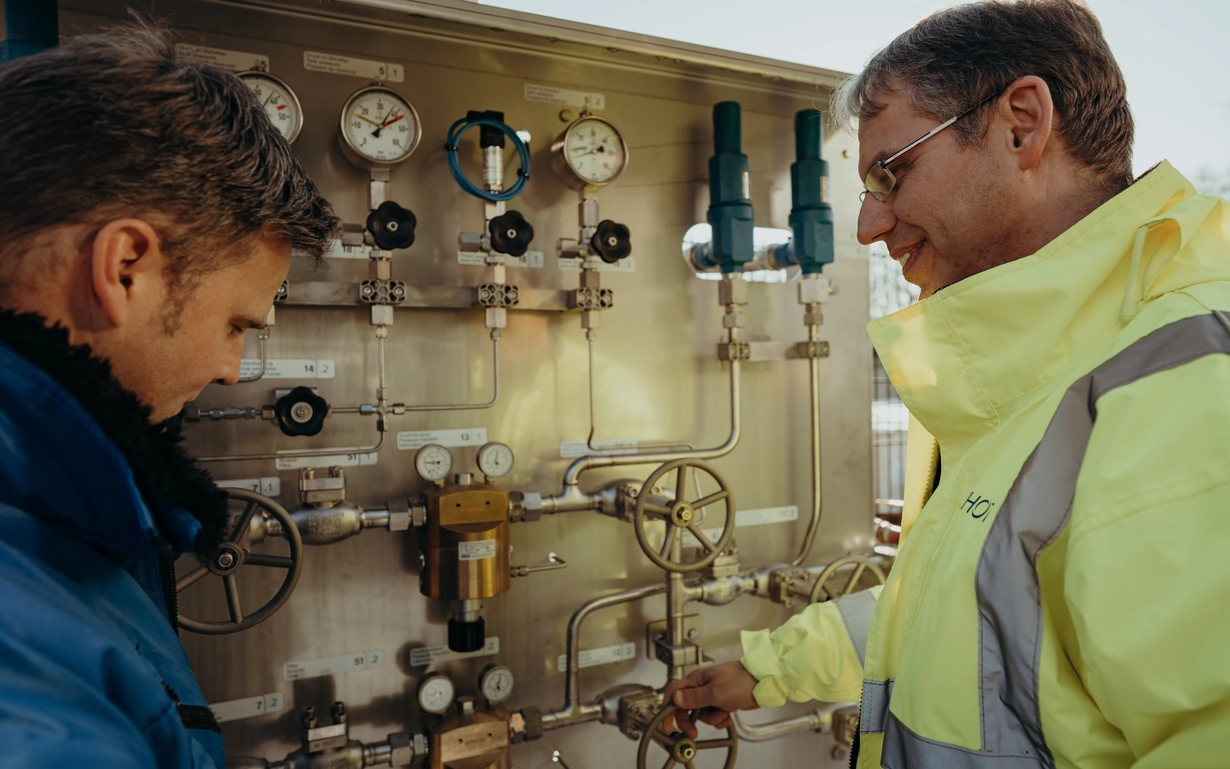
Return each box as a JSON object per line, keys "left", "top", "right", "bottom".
{"left": 861, "top": 89, "right": 1004, "bottom": 202}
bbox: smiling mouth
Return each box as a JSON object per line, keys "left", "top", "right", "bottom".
{"left": 893, "top": 240, "right": 927, "bottom": 272}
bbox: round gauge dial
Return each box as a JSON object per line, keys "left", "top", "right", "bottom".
{"left": 238, "top": 71, "right": 303, "bottom": 144}
{"left": 415, "top": 444, "right": 453, "bottom": 483}
{"left": 551, "top": 115, "right": 629, "bottom": 189}
{"left": 339, "top": 85, "right": 422, "bottom": 167}
{"left": 417, "top": 673, "right": 455, "bottom": 714}
{"left": 479, "top": 664, "right": 515, "bottom": 703}
{"left": 476, "top": 442, "right": 514, "bottom": 479}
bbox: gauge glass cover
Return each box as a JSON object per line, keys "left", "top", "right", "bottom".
{"left": 480, "top": 666, "right": 515, "bottom": 703}
{"left": 418, "top": 674, "right": 455, "bottom": 714}
{"left": 341, "top": 86, "right": 421, "bottom": 165}
{"left": 563, "top": 117, "right": 627, "bottom": 184}
{"left": 238, "top": 72, "right": 303, "bottom": 144}
{"left": 477, "top": 442, "right": 514, "bottom": 478}
{"left": 415, "top": 444, "right": 453, "bottom": 482}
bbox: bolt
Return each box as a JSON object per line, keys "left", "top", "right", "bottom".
{"left": 607, "top": 236, "right": 618, "bottom": 247}
{"left": 331, "top": 701, "right": 348, "bottom": 724}
{"left": 687, "top": 628, "right": 699, "bottom": 640}
{"left": 387, "top": 221, "right": 399, "bottom": 232}
{"left": 362, "top": 285, "right": 374, "bottom": 296}
{"left": 292, "top": 402, "right": 314, "bottom": 423}
{"left": 506, "top": 228, "right": 517, "bottom": 239}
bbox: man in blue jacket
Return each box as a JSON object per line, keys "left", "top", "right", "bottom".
{"left": 0, "top": 22, "right": 339, "bottom": 767}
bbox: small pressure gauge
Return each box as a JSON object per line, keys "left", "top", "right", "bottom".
{"left": 417, "top": 673, "right": 456, "bottom": 714}
{"left": 339, "top": 85, "right": 422, "bottom": 167}
{"left": 415, "top": 444, "right": 453, "bottom": 483}
{"left": 550, "top": 114, "right": 629, "bottom": 190}
{"left": 238, "top": 71, "right": 303, "bottom": 144}
{"left": 476, "top": 442, "right": 514, "bottom": 479}
{"left": 479, "top": 664, "right": 515, "bottom": 704}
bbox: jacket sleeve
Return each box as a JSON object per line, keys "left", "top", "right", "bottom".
{"left": 1065, "top": 481, "right": 1230, "bottom": 768}
{"left": 739, "top": 585, "right": 881, "bottom": 707}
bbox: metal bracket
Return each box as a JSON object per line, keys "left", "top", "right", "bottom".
{"left": 716, "top": 342, "right": 752, "bottom": 361}
{"left": 646, "top": 614, "right": 703, "bottom": 662}
{"left": 795, "top": 340, "right": 831, "bottom": 359}
{"left": 477, "top": 283, "right": 521, "bottom": 307}
{"left": 359, "top": 279, "right": 407, "bottom": 305}
{"left": 570, "top": 286, "right": 614, "bottom": 310}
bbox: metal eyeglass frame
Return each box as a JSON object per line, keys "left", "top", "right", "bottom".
{"left": 862, "top": 88, "right": 1005, "bottom": 202}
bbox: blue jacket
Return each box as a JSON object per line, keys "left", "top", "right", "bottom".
{"left": 0, "top": 338, "right": 225, "bottom": 767}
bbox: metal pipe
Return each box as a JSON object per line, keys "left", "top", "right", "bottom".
{"left": 237, "top": 329, "right": 270, "bottom": 383}
{"left": 196, "top": 429, "right": 385, "bottom": 463}
{"left": 667, "top": 546, "right": 687, "bottom": 683}
{"left": 398, "top": 332, "right": 500, "bottom": 411}
{"left": 790, "top": 330, "right": 824, "bottom": 567}
{"left": 584, "top": 336, "right": 702, "bottom": 454}
{"left": 731, "top": 703, "right": 842, "bottom": 742}
{"left": 542, "top": 582, "right": 667, "bottom": 730}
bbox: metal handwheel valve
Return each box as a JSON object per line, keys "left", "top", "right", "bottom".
{"left": 808, "top": 554, "right": 887, "bottom": 604}
{"left": 176, "top": 488, "right": 304, "bottom": 634}
{"left": 633, "top": 459, "right": 735, "bottom": 573}
{"left": 637, "top": 703, "right": 738, "bottom": 769}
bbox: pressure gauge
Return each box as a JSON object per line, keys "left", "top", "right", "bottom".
{"left": 550, "top": 114, "right": 629, "bottom": 190}
{"left": 417, "top": 673, "right": 456, "bottom": 714}
{"left": 479, "top": 664, "right": 515, "bottom": 703}
{"left": 476, "top": 442, "right": 514, "bottom": 479}
{"left": 338, "top": 85, "right": 422, "bottom": 167}
{"left": 415, "top": 444, "right": 453, "bottom": 483}
{"left": 238, "top": 71, "right": 303, "bottom": 144}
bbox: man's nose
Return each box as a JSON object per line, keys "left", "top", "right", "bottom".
{"left": 857, "top": 193, "right": 896, "bottom": 246}
{"left": 214, "top": 340, "right": 244, "bottom": 386}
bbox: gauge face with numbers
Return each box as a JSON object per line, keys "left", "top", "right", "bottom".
{"left": 415, "top": 443, "right": 453, "bottom": 483}
{"left": 551, "top": 115, "right": 629, "bottom": 189}
{"left": 479, "top": 664, "right": 515, "bottom": 703}
{"left": 339, "top": 85, "right": 422, "bottom": 166}
{"left": 476, "top": 442, "right": 514, "bottom": 479}
{"left": 237, "top": 71, "right": 303, "bottom": 144}
{"left": 417, "top": 673, "right": 455, "bottom": 714}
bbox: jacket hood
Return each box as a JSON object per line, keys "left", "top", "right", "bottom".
{"left": 0, "top": 310, "right": 228, "bottom": 561}
{"left": 868, "top": 161, "right": 1230, "bottom": 451}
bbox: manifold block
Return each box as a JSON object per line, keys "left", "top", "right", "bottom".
{"left": 359, "top": 279, "right": 407, "bottom": 304}
{"left": 477, "top": 283, "right": 520, "bottom": 307}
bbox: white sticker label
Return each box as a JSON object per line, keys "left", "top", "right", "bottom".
{"left": 681, "top": 505, "right": 800, "bottom": 548}
{"left": 304, "top": 51, "right": 404, "bottom": 82}
{"left": 283, "top": 649, "right": 384, "bottom": 681}
{"left": 274, "top": 452, "right": 378, "bottom": 471}
{"left": 325, "top": 239, "right": 374, "bottom": 261}
{"left": 559, "top": 439, "right": 639, "bottom": 458}
{"left": 458, "top": 540, "right": 497, "bottom": 562}
{"left": 216, "top": 477, "right": 282, "bottom": 497}
{"left": 556, "top": 642, "right": 636, "bottom": 672}
{"left": 397, "top": 427, "right": 488, "bottom": 451}
{"left": 558, "top": 256, "right": 636, "bottom": 274}
{"left": 410, "top": 637, "right": 500, "bottom": 667}
{"left": 175, "top": 44, "right": 269, "bottom": 73}
{"left": 457, "top": 250, "right": 545, "bottom": 269}
{"left": 210, "top": 692, "right": 284, "bottom": 723}
{"left": 524, "top": 83, "right": 605, "bottom": 110}
{"left": 239, "top": 359, "right": 335, "bottom": 380}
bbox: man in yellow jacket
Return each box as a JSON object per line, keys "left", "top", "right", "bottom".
{"left": 664, "top": 1, "right": 1230, "bottom": 767}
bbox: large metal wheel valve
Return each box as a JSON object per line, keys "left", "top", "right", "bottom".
{"left": 633, "top": 459, "right": 735, "bottom": 573}
{"left": 637, "top": 703, "right": 737, "bottom": 769}
{"left": 176, "top": 488, "right": 304, "bottom": 634}
{"left": 808, "top": 555, "right": 887, "bottom": 604}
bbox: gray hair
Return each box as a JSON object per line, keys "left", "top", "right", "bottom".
{"left": 833, "top": 0, "right": 1134, "bottom": 190}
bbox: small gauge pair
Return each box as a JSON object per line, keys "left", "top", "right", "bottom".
{"left": 415, "top": 442, "right": 515, "bottom": 483}
{"left": 417, "top": 664, "right": 515, "bottom": 714}
{"left": 237, "top": 71, "right": 423, "bottom": 167}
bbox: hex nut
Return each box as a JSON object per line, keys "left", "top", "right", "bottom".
{"left": 521, "top": 492, "right": 544, "bottom": 523}
{"left": 388, "top": 732, "right": 413, "bottom": 766}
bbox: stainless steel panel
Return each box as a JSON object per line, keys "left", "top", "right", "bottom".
{"left": 60, "top": 2, "right": 873, "bottom": 766}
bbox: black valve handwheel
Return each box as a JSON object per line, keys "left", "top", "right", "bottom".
{"left": 633, "top": 459, "right": 735, "bottom": 574}
{"left": 274, "top": 386, "right": 329, "bottom": 437}
{"left": 366, "top": 200, "right": 418, "bottom": 251}
{"left": 176, "top": 489, "right": 303, "bottom": 635}
{"left": 637, "top": 703, "right": 738, "bottom": 769}
{"left": 807, "top": 555, "right": 887, "bottom": 604}
{"left": 488, "top": 210, "right": 535, "bottom": 257}
{"left": 591, "top": 219, "right": 632, "bottom": 264}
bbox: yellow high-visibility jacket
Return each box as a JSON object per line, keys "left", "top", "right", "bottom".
{"left": 741, "top": 161, "right": 1230, "bottom": 768}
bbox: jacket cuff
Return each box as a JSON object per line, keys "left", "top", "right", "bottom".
{"left": 740, "top": 629, "right": 789, "bottom": 708}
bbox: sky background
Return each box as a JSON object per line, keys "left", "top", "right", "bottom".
{"left": 481, "top": 0, "right": 1230, "bottom": 194}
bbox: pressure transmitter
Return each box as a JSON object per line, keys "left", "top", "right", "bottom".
{"left": 550, "top": 114, "right": 629, "bottom": 190}
{"left": 338, "top": 85, "right": 422, "bottom": 168}
{"left": 238, "top": 71, "right": 303, "bottom": 144}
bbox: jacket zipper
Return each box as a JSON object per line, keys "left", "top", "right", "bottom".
{"left": 158, "top": 554, "right": 180, "bottom": 635}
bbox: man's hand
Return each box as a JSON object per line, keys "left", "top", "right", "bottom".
{"left": 661, "top": 661, "right": 759, "bottom": 738}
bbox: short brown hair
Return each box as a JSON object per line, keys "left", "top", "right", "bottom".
{"left": 0, "top": 19, "right": 340, "bottom": 300}
{"left": 835, "top": 0, "right": 1134, "bottom": 190}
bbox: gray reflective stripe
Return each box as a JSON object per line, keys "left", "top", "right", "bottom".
{"left": 860, "top": 678, "right": 894, "bottom": 734}
{"left": 835, "top": 589, "right": 877, "bottom": 666}
{"left": 883, "top": 312, "right": 1230, "bottom": 769}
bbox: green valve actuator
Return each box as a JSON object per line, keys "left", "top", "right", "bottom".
{"left": 706, "top": 101, "right": 754, "bottom": 273}
{"left": 774, "top": 109, "right": 835, "bottom": 274}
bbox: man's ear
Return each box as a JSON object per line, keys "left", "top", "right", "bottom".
{"left": 90, "top": 219, "right": 166, "bottom": 329}
{"left": 997, "top": 75, "right": 1054, "bottom": 172}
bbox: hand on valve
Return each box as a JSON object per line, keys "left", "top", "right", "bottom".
{"left": 661, "top": 661, "right": 759, "bottom": 738}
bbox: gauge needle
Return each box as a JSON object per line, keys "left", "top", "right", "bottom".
{"left": 383, "top": 114, "right": 405, "bottom": 128}
{"left": 355, "top": 113, "right": 382, "bottom": 128}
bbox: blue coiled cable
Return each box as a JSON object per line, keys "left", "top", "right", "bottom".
{"left": 445, "top": 116, "right": 531, "bottom": 202}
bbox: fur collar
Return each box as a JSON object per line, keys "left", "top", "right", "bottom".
{"left": 0, "top": 309, "right": 228, "bottom": 555}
